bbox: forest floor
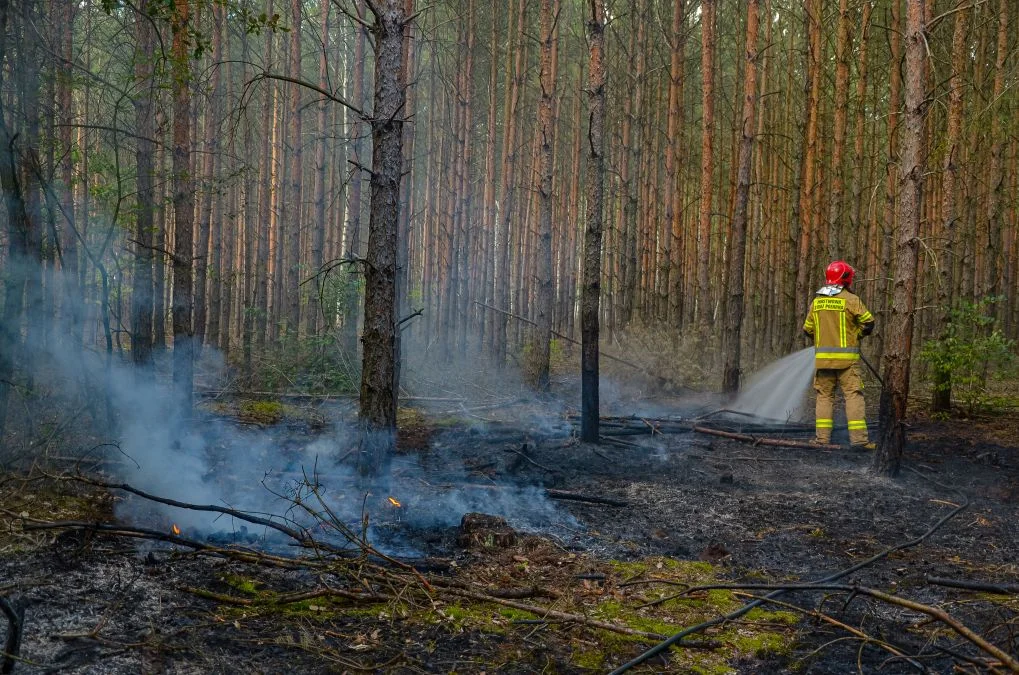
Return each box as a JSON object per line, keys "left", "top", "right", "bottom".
{"left": 2, "top": 384, "right": 1018, "bottom": 674}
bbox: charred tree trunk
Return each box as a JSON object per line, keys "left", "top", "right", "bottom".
{"left": 580, "top": 0, "right": 606, "bottom": 443}
{"left": 875, "top": 0, "right": 926, "bottom": 476}
{"left": 357, "top": 0, "right": 407, "bottom": 477}
{"left": 722, "top": 0, "right": 760, "bottom": 394}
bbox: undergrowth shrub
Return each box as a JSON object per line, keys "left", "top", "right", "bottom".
{"left": 919, "top": 297, "right": 1018, "bottom": 415}
{"left": 248, "top": 333, "right": 359, "bottom": 394}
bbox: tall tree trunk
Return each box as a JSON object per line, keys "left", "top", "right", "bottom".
{"left": 581, "top": 0, "right": 606, "bottom": 443}
{"left": 722, "top": 0, "right": 760, "bottom": 394}
{"left": 827, "top": 0, "right": 851, "bottom": 257}
{"left": 875, "top": 0, "right": 926, "bottom": 476}
{"left": 850, "top": 2, "right": 873, "bottom": 264}
{"left": 492, "top": 0, "right": 526, "bottom": 364}
{"left": 793, "top": 0, "right": 822, "bottom": 334}
{"left": 665, "top": 0, "right": 686, "bottom": 327}
{"left": 982, "top": 0, "right": 1007, "bottom": 303}
{"left": 696, "top": 0, "right": 716, "bottom": 329}
{"left": 284, "top": 0, "right": 303, "bottom": 335}
{"left": 875, "top": 0, "right": 903, "bottom": 366}
{"left": 132, "top": 0, "right": 156, "bottom": 366}
{"left": 532, "top": 0, "right": 556, "bottom": 390}
{"left": 195, "top": 5, "right": 222, "bottom": 354}
{"left": 0, "top": 0, "right": 33, "bottom": 441}
{"left": 57, "top": 0, "right": 81, "bottom": 346}
{"left": 171, "top": 0, "right": 195, "bottom": 416}
{"left": 932, "top": 2, "right": 968, "bottom": 414}
{"left": 344, "top": 1, "right": 367, "bottom": 357}
{"left": 307, "top": 0, "right": 330, "bottom": 336}
{"left": 358, "top": 0, "right": 407, "bottom": 477}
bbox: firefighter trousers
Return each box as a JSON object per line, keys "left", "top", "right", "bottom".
{"left": 814, "top": 365, "right": 869, "bottom": 445}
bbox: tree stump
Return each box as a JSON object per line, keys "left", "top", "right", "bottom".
{"left": 456, "top": 513, "right": 518, "bottom": 550}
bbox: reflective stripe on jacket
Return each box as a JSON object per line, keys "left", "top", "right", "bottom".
{"left": 802, "top": 288, "right": 875, "bottom": 370}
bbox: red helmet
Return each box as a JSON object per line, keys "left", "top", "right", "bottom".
{"left": 825, "top": 260, "right": 855, "bottom": 286}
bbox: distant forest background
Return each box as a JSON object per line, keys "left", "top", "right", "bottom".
{"left": 0, "top": 0, "right": 1016, "bottom": 415}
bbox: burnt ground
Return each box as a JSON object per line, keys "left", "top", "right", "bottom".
{"left": 2, "top": 394, "right": 1019, "bottom": 674}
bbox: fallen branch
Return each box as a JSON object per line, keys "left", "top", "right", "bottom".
{"left": 503, "top": 446, "right": 557, "bottom": 473}
{"left": 546, "top": 489, "right": 628, "bottom": 507}
{"left": 4, "top": 511, "right": 307, "bottom": 569}
{"left": 926, "top": 576, "right": 1019, "bottom": 595}
{"left": 691, "top": 426, "right": 841, "bottom": 451}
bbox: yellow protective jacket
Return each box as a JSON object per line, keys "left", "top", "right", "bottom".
{"left": 802, "top": 286, "right": 875, "bottom": 370}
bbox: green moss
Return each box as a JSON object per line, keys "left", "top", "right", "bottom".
{"left": 239, "top": 399, "right": 286, "bottom": 424}
{"left": 730, "top": 629, "right": 794, "bottom": 657}
{"left": 609, "top": 557, "right": 715, "bottom": 581}
{"left": 572, "top": 647, "right": 605, "bottom": 670}
{"left": 743, "top": 608, "right": 799, "bottom": 625}
{"left": 222, "top": 574, "right": 264, "bottom": 596}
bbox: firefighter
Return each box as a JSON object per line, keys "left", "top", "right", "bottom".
{"left": 802, "top": 261, "right": 876, "bottom": 449}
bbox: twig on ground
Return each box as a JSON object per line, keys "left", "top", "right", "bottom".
{"left": 926, "top": 577, "right": 1019, "bottom": 595}
{"left": 503, "top": 446, "right": 556, "bottom": 473}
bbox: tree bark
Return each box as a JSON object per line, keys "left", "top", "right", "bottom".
{"left": 875, "top": 0, "right": 926, "bottom": 476}
{"left": 827, "top": 0, "right": 851, "bottom": 258}
{"left": 171, "top": 0, "right": 195, "bottom": 416}
{"left": 307, "top": 0, "right": 330, "bottom": 336}
{"left": 932, "top": 3, "right": 968, "bottom": 414}
{"left": 131, "top": 0, "right": 156, "bottom": 366}
{"left": 580, "top": 0, "right": 606, "bottom": 443}
{"left": 532, "top": 0, "right": 556, "bottom": 390}
{"left": 195, "top": 4, "right": 222, "bottom": 354}
{"left": 696, "top": 0, "right": 716, "bottom": 329}
{"left": 344, "top": 1, "right": 367, "bottom": 357}
{"left": 982, "top": 0, "right": 1007, "bottom": 303}
{"left": 722, "top": 0, "right": 760, "bottom": 394}
{"left": 358, "top": 0, "right": 407, "bottom": 477}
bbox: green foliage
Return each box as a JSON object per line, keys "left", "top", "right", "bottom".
{"left": 920, "top": 297, "right": 1018, "bottom": 414}
{"left": 250, "top": 333, "right": 359, "bottom": 395}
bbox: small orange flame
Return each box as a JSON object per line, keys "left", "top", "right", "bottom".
{"left": 171, "top": 523, "right": 181, "bottom": 535}
{"left": 387, "top": 497, "right": 401, "bottom": 508}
